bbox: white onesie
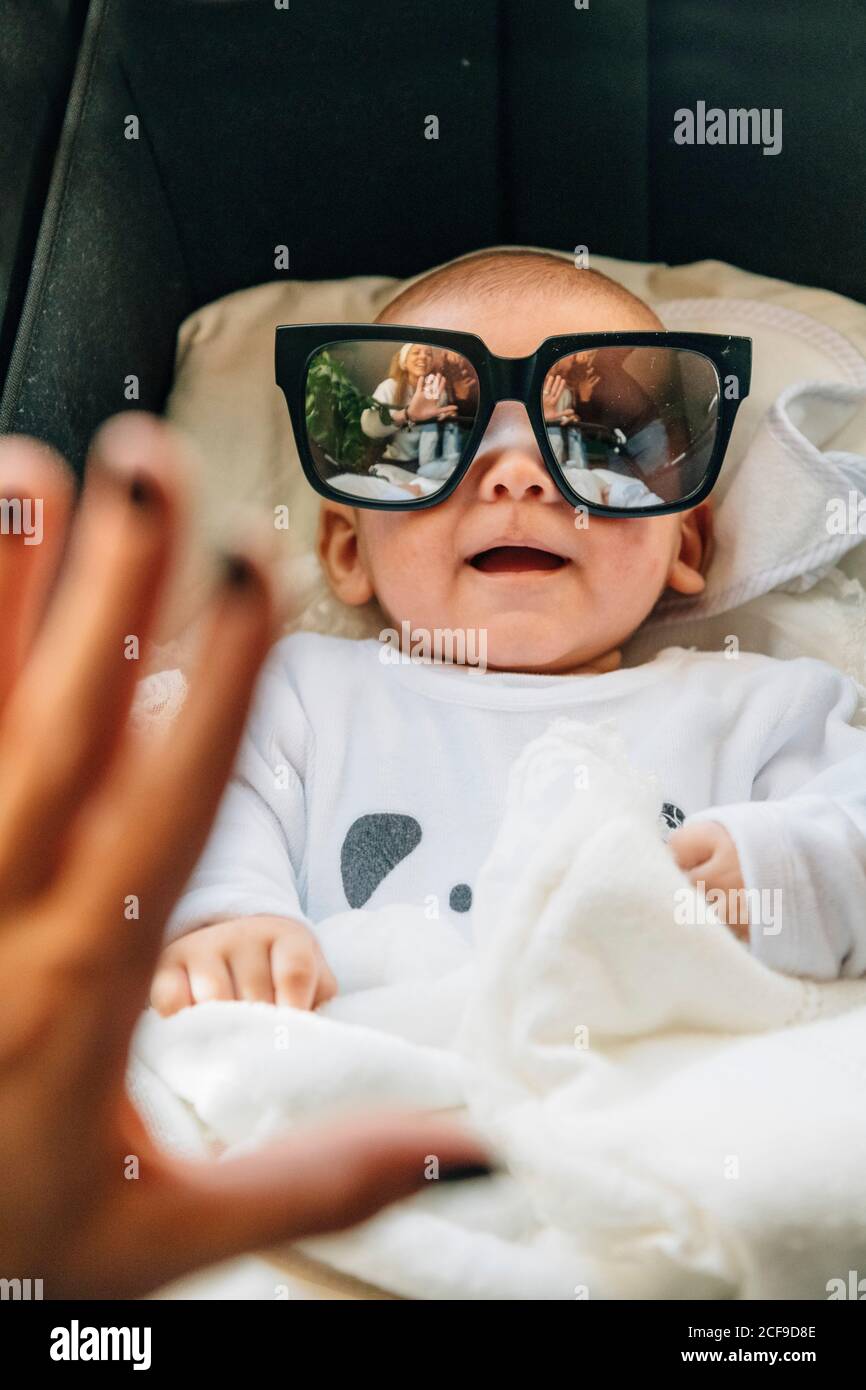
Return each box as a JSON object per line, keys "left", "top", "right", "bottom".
{"left": 167, "top": 633, "right": 866, "bottom": 980}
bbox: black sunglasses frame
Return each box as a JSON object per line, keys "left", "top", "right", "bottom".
{"left": 275, "top": 324, "right": 752, "bottom": 518}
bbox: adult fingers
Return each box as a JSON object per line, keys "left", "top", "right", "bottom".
{"left": 0, "top": 415, "right": 184, "bottom": 896}
{"left": 60, "top": 550, "right": 277, "bottom": 987}
{"left": 122, "top": 1111, "right": 493, "bottom": 1295}
{"left": 0, "top": 438, "right": 74, "bottom": 714}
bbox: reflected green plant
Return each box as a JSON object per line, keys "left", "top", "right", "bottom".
{"left": 305, "top": 351, "right": 389, "bottom": 472}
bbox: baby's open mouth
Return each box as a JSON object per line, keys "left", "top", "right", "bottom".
{"left": 468, "top": 545, "right": 568, "bottom": 574}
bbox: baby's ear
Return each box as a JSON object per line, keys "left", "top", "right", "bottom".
{"left": 666, "top": 500, "right": 714, "bottom": 596}
{"left": 317, "top": 502, "right": 375, "bottom": 606}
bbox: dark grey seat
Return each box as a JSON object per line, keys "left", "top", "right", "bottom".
{"left": 0, "top": 1, "right": 88, "bottom": 387}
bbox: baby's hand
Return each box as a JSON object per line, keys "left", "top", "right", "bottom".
{"left": 150, "top": 915, "right": 338, "bottom": 1015}
{"left": 668, "top": 821, "right": 749, "bottom": 939}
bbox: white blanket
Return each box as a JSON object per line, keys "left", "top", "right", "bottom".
{"left": 132, "top": 719, "right": 866, "bottom": 1299}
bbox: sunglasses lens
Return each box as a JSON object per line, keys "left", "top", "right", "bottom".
{"left": 303, "top": 340, "right": 480, "bottom": 502}
{"left": 541, "top": 347, "right": 721, "bottom": 510}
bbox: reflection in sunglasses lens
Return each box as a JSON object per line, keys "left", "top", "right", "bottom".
{"left": 542, "top": 347, "right": 720, "bottom": 510}
{"left": 304, "top": 341, "right": 479, "bottom": 503}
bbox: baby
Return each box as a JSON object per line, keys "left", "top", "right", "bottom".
{"left": 151, "top": 250, "right": 866, "bottom": 1014}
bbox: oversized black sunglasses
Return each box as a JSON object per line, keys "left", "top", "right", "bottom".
{"left": 275, "top": 325, "right": 752, "bottom": 517}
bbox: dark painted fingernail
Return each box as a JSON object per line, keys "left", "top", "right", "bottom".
{"left": 129, "top": 471, "right": 156, "bottom": 508}
{"left": 438, "top": 1161, "right": 497, "bottom": 1183}
{"left": 222, "top": 552, "right": 255, "bottom": 589}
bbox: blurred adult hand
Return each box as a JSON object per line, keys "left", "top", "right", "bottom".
{"left": 0, "top": 413, "right": 487, "bottom": 1298}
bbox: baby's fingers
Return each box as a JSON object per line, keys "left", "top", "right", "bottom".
{"left": 314, "top": 953, "right": 339, "bottom": 1007}
{"left": 187, "top": 956, "right": 235, "bottom": 1006}
{"left": 151, "top": 937, "right": 275, "bottom": 1014}
{"left": 271, "top": 934, "right": 320, "bottom": 1009}
{"left": 231, "top": 941, "right": 276, "bottom": 1005}
{"left": 150, "top": 962, "right": 193, "bottom": 1016}
{"left": 668, "top": 822, "right": 719, "bottom": 873}
{"left": 150, "top": 950, "right": 234, "bottom": 1012}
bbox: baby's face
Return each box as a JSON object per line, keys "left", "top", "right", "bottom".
{"left": 321, "top": 282, "right": 707, "bottom": 673}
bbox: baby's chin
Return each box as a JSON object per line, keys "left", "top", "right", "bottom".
{"left": 377, "top": 580, "right": 629, "bottom": 674}
{"left": 480, "top": 614, "right": 614, "bottom": 674}
{"left": 377, "top": 588, "right": 624, "bottom": 670}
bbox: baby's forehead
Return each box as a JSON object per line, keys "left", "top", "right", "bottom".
{"left": 383, "top": 278, "right": 660, "bottom": 349}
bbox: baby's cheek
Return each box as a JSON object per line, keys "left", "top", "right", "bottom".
{"left": 362, "top": 517, "right": 454, "bottom": 620}
{"left": 609, "top": 518, "right": 677, "bottom": 579}
{"left": 585, "top": 523, "right": 674, "bottom": 621}
{"left": 589, "top": 523, "right": 656, "bottom": 579}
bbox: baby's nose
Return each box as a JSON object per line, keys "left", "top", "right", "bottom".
{"left": 470, "top": 402, "right": 561, "bottom": 503}
{"left": 475, "top": 448, "right": 559, "bottom": 503}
